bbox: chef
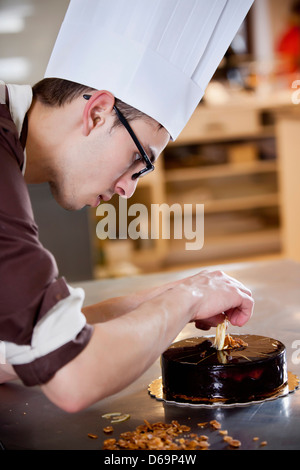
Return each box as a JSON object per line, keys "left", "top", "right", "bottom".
{"left": 0, "top": 0, "right": 254, "bottom": 411}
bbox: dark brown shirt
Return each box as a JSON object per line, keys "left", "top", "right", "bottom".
{"left": 0, "top": 97, "right": 93, "bottom": 386}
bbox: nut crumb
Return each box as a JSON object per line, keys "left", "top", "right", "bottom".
{"left": 102, "top": 412, "right": 130, "bottom": 423}
{"left": 210, "top": 419, "right": 221, "bottom": 430}
{"left": 87, "top": 433, "right": 98, "bottom": 439}
{"left": 198, "top": 440, "right": 210, "bottom": 449}
{"left": 197, "top": 422, "right": 208, "bottom": 427}
{"left": 253, "top": 436, "right": 259, "bottom": 441}
{"left": 223, "top": 435, "right": 241, "bottom": 447}
{"left": 219, "top": 430, "right": 228, "bottom": 435}
{"left": 103, "top": 438, "right": 116, "bottom": 447}
{"left": 260, "top": 441, "right": 267, "bottom": 446}
{"left": 103, "top": 426, "right": 114, "bottom": 434}
{"left": 228, "top": 439, "right": 241, "bottom": 448}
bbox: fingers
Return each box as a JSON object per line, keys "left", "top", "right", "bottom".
{"left": 182, "top": 269, "right": 254, "bottom": 328}
{"left": 194, "top": 313, "right": 226, "bottom": 331}
{"left": 226, "top": 294, "right": 254, "bottom": 327}
{"left": 194, "top": 296, "right": 254, "bottom": 331}
{"left": 194, "top": 321, "right": 211, "bottom": 331}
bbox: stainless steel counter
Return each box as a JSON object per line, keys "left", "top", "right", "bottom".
{"left": 1, "top": 259, "right": 300, "bottom": 450}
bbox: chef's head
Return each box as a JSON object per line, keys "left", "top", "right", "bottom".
{"left": 31, "top": 77, "right": 169, "bottom": 210}
{"left": 40, "top": 0, "right": 253, "bottom": 210}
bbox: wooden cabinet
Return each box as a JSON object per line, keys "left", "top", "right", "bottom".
{"left": 277, "top": 115, "right": 300, "bottom": 262}
{"left": 163, "top": 157, "right": 280, "bottom": 266}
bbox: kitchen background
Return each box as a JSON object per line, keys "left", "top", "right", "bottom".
{"left": 1, "top": 0, "right": 300, "bottom": 281}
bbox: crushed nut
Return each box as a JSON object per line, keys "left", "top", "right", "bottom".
{"left": 87, "top": 433, "right": 98, "bottom": 439}
{"left": 102, "top": 412, "right": 122, "bottom": 419}
{"left": 198, "top": 440, "right": 210, "bottom": 449}
{"left": 223, "top": 435, "right": 241, "bottom": 447}
{"left": 210, "top": 419, "right": 221, "bottom": 430}
{"left": 103, "top": 438, "right": 116, "bottom": 447}
{"left": 260, "top": 441, "right": 267, "bottom": 447}
{"left": 229, "top": 439, "right": 241, "bottom": 447}
{"left": 103, "top": 426, "right": 114, "bottom": 434}
{"left": 111, "top": 414, "right": 130, "bottom": 423}
{"left": 102, "top": 412, "right": 130, "bottom": 423}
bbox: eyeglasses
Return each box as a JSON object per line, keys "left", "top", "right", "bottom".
{"left": 83, "top": 94, "right": 155, "bottom": 180}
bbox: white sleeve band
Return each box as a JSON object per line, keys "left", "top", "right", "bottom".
{"left": 4, "top": 285, "right": 86, "bottom": 366}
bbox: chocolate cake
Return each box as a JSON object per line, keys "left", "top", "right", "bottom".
{"left": 161, "top": 335, "right": 288, "bottom": 404}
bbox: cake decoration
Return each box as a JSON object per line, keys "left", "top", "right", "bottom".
{"left": 213, "top": 317, "right": 248, "bottom": 351}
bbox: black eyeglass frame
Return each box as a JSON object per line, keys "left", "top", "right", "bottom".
{"left": 83, "top": 94, "right": 155, "bottom": 180}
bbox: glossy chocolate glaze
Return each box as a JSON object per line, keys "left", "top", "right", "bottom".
{"left": 161, "top": 335, "right": 288, "bottom": 404}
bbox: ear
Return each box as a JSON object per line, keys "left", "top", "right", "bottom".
{"left": 82, "top": 90, "right": 115, "bottom": 136}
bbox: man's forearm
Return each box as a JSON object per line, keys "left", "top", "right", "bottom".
{"left": 82, "top": 294, "right": 140, "bottom": 323}
{"left": 82, "top": 278, "right": 185, "bottom": 324}
{"left": 42, "top": 286, "right": 193, "bottom": 412}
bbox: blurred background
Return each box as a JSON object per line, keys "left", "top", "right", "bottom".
{"left": 1, "top": 0, "right": 300, "bottom": 281}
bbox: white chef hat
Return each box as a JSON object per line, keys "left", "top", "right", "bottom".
{"left": 45, "top": 0, "right": 254, "bottom": 140}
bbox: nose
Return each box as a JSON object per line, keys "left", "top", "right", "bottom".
{"left": 114, "top": 173, "right": 138, "bottom": 199}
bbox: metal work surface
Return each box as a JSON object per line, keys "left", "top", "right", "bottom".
{"left": 1, "top": 259, "right": 300, "bottom": 450}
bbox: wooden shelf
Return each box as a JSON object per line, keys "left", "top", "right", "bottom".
{"left": 196, "top": 192, "right": 278, "bottom": 214}
{"left": 165, "top": 228, "right": 281, "bottom": 266}
{"left": 173, "top": 125, "right": 276, "bottom": 146}
{"left": 165, "top": 160, "right": 277, "bottom": 183}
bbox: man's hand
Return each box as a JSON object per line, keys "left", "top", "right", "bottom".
{"left": 83, "top": 270, "right": 253, "bottom": 331}
{"left": 172, "top": 270, "right": 254, "bottom": 330}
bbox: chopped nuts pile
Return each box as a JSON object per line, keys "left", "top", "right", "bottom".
{"left": 102, "top": 418, "right": 267, "bottom": 450}
{"left": 103, "top": 420, "right": 209, "bottom": 450}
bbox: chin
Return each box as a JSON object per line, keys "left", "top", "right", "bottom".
{"left": 60, "top": 198, "right": 85, "bottom": 211}
{"left": 63, "top": 202, "right": 84, "bottom": 211}
{"left": 49, "top": 182, "right": 82, "bottom": 211}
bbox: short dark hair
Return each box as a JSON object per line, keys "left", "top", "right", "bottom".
{"left": 32, "top": 78, "right": 153, "bottom": 130}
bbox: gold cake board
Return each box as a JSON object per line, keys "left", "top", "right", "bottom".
{"left": 148, "top": 371, "right": 299, "bottom": 408}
